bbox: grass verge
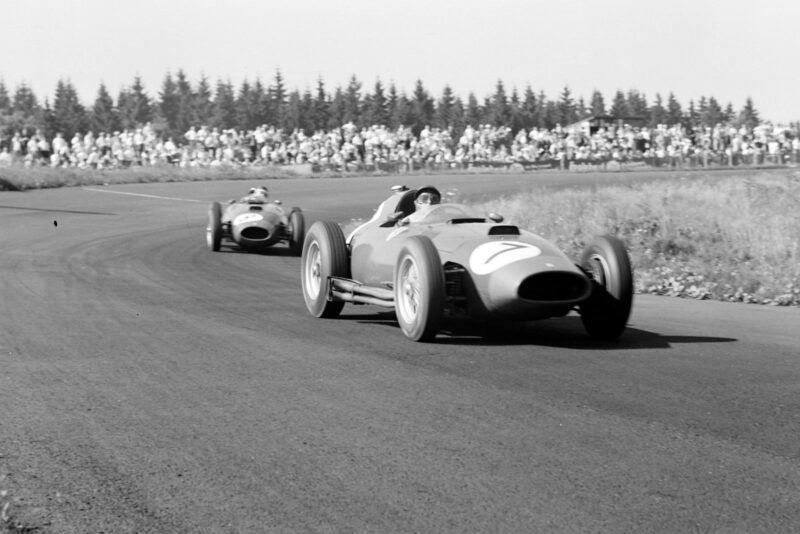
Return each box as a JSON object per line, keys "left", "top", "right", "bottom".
{"left": 470, "top": 170, "right": 800, "bottom": 306}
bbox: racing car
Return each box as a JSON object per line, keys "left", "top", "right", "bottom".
{"left": 206, "top": 186, "right": 305, "bottom": 255}
{"left": 300, "top": 185, "right": 633, "bottom": 342}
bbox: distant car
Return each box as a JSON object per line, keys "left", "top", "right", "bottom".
{"left": 206, "top": 186, "right": 305, "bottom": 255}
{"left": 301, "top": 185, "right": 633, "bottom": 342}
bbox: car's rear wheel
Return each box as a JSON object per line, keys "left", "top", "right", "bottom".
{"left": 288, "top": 208, "right": 305, "bottom": 256}
{"left": 302, "top": 221, "right": 350, "bottom": 318}
{"left": 206, "top": 202, "right": 222, "bottom": 251}
{"left": 394, "top": 236, "right": 445, "bottom": 342}
{"left": 579, "top": 235, "right": 633, "bottom": 340}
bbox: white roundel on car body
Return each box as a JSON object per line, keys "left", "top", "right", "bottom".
{"left": 233, "top": 213, "right": 264, "bottom": 226}
{"left": 469, "top": 241, "right": 542, "bottom": 275}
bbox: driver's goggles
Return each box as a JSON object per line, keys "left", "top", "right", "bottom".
{"left": 417, "top": 192, "right": 440, "bottom": 204}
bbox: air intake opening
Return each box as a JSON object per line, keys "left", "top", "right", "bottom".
{"left": 518, "top": 272, "right": 590, "bottom": 301}
{"left": 241, "top": 227, "right": 270, "bottom": 240}
{"left": 488, "top": 225, "right": 520, "bottom": 236}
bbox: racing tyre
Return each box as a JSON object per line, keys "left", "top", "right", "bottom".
{"left": 579, "top": 235, "right": 633, "bottom": 340}
{"left": 394, "top": 236, "right": 445, "bottom": 342}
{"left": 288, "top": 209, "right": 305, "bottom": 256}
{"left": 302, "top": 221, "right": 350, "bottom": 318}
{"left": 206, "top": 201, "right": 222, "bottom": 251}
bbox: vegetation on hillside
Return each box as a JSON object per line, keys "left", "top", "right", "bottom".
{"left": 0, "top": 70, "right": 781, "bottom": 144}
{"left": 472, "top": 171, "right": 800, "bottom": 306}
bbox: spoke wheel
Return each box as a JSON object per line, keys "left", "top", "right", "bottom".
{"left": 301, "top": 221, "right": 350, "bottom": 318}
{"left": 206, "top": 202, "right": 222, "bottom": 251}
{"left": 394, "top": 236, "right": 444, "bottom": 342}
{"left": 579, "top": 235, "right": 633, "bottom": 340}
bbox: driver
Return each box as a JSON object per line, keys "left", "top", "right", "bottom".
{"left": 240, "top": 186, "right": 269, "bottom": 204}
{"left": 401, "top": 185, "right": 441, "bottom": 224}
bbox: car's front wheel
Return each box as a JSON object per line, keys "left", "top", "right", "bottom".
{"left": 301, "top": 221, "right": 350, "bottom": 318}
{"left": 206, "top": 202, "right": 222, "bottom": 251}
{"left": 394, "top": 236, "right": 445, "bottom": 342}
{"left": 579, "top": 235, "right": 633, "bottom": 340}
{"left": 288, "top": 208, "right": 305, "bottom": 256}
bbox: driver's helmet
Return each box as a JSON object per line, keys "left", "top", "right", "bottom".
{"left": 245, "top": 186, "right": 269, "bottom": 203}
{"left": 413, "top": 186, "right": 441, "bottom": 209}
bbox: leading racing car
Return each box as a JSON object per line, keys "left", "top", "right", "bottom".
{"left": 300, "top": 185, "right": 633, "bottom": 342}
{"left": 206, "top": 186, "right": 305, "bottom": 255}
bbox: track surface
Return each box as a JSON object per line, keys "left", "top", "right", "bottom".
{"left": 1, "top": 172, "right": 799, "bottom": 533}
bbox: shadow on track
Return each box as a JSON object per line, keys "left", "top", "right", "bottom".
{"left": 0, "top": 204, "right": 114, "bottom": 216}
{"left": 344, "top": 311, "right": 736, "bottom": 350}
{"left": 214, "top": 246, "right": 299, "bottom": 257}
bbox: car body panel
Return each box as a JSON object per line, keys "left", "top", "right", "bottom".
{"left": 346, "top": 189, "right": 593, "bottom": 321}
{"left": 220, "top": 199, "right": 292, "bottom": 250}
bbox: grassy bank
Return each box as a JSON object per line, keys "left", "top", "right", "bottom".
{"left": 471, "top": 170, "right": 800, "bottom": 306}
{"left": 4, "top": 164, "right": 798, "bottom": 306}
{"left": 0, "top": 164, "right": 304, "bottom": 191}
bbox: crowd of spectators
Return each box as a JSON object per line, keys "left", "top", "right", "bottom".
{"left": 1, "top": 120, "right": 798, "bottom": 171}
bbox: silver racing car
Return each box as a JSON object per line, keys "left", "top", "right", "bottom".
{"left": 301, "top": 185, "right": 633, "bottom": 342}
{"left": 206, "top": 186, "right": 305, "bottom": 255}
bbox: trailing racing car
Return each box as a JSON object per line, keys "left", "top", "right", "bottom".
{"left": 206, "top": 186, "right": 305, "bottom": 255}
{"left": 301, "top": 185, "right": 633, "bottom": 342}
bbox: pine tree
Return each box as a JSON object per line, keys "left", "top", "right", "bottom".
{"left": 685, "top": 100, "right": 698, "bottom": 130}
{"left": 666, "top": 93, "right": 682, "bottom": 126}
{"left": 194, "top": 75, "right": 213, "bottom": 126}
{"left": 434, "top": 85, "right": 456, "bottom": 130}
{"left": 558, "top": 85, "right": 576, "bottom": 126}
{"left": 51, "top": 79, "right": 87, "bottom": 138}
{"left": 90, "top": 83, "right": 119, "bottom": 133}
{"left": 739, "top": 97, "right": 760, "bottom": 129}
{"left": 270, "top": 69, "right": 287, "bottom": 128}
{"left": 0, "top": 80, "right": 10, "bottom": 112}
{"left": 465, "top": 92, "right": 482, "bottom": 128}
{"left": 521, "top": 86, "right": 537, "bottom": 130}
{"left": 51, "top": 79, "right": 88, "bottom": 139}
{"left": 627, "top": 90, "right": 648, "bottom": 118}
{"left": 589, "top": 90, "right": 606, "bottom": 116}
{"left": 724, "top": 102, "right": 735, "bottom": 123}
{"left": 609, "top": 90, "right": 629, "bottom": 120}
{"left": 705, "top": 97, "right": 724, "bottom": 127}
{"left": 363, "top": 79, "right": 388, "bottom": 127}
{"left": 327, "top": 87, "right": 345, "bottom": 130}
{"left": 284, "top": 90, "right": 302, "bottom": 133}
{"left": 211, "top": 79, "right": 236, "bottom": 129}
{"left": 343, "top": 75, "right": 362, "bottom": 125}
{"left": 450, "top": 96, "right": 466, "bottom": 137}
{"left": 409, "top": 80, "right": 434, "bottom": 136}
{"left": 300, "top": 88, "right": 315, "bottom": 134}
{"left": 173, "top": 70, "right": 194, "bottom": 134}
{"left": 129, "top": 76, "right": 152, "bottom": 126}
{"left": 12, "top": 84, "right": 39, "bottom": 115}
{"left": 7, "top": 84, "right": 42, "bottom": 135}
{"left": 386, "top": 83, "right": 400, "bottom": 129}
{"left": 236, "top": 79, "right": 256, "bottom": 129}
{"left": 543, "top": 100, "right": 559, "bottom": 130}
{"left": 649, "top": 93, "right": 666, "bottom": 127}
{"left": 250, "top": 78, "right": 270, "bottom": 127}
{"left": 535, "top": 90, "right": 547, "bottom": 128}
{"left": 158, "top": 72, "right": 179, "bottom": 137}
{"left": 313, "top": 78, "right": 329, "bottom": 131}
{"left": 575, "top": 97, "right": 588, "bottom": 120}
{"left": 489, "top": 80, "right": 510, "bottom": 126}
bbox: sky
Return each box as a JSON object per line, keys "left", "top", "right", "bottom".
{"left": 2, "top": 0, "right": 799, "bottom": 123}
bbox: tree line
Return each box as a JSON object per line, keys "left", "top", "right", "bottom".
{"left": 0, "top": 69, "right": 770, "bottom": 143}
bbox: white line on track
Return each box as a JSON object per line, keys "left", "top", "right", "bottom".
{"left": 82, "top": 187, "right": 205, "bottom": 203}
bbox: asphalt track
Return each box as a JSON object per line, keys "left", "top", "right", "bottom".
{"left": 1, "top": 171, "right": 799, "bottom": 533}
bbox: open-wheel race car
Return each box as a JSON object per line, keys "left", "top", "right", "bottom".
{"left": 206, "top": 186, "right": 305, "bottom": 255}
{"left": 301, "top": 185, "right": 633, "bottom": 342}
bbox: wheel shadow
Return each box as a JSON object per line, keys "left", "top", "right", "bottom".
{"left": 216, "top": 244, "right": 299, "bottom": 257}
{"left": 0, "top": 204, "right": 114, "bottom": 216}
{"left": 345, "top": 311, "right": 737, "bottom": 350}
